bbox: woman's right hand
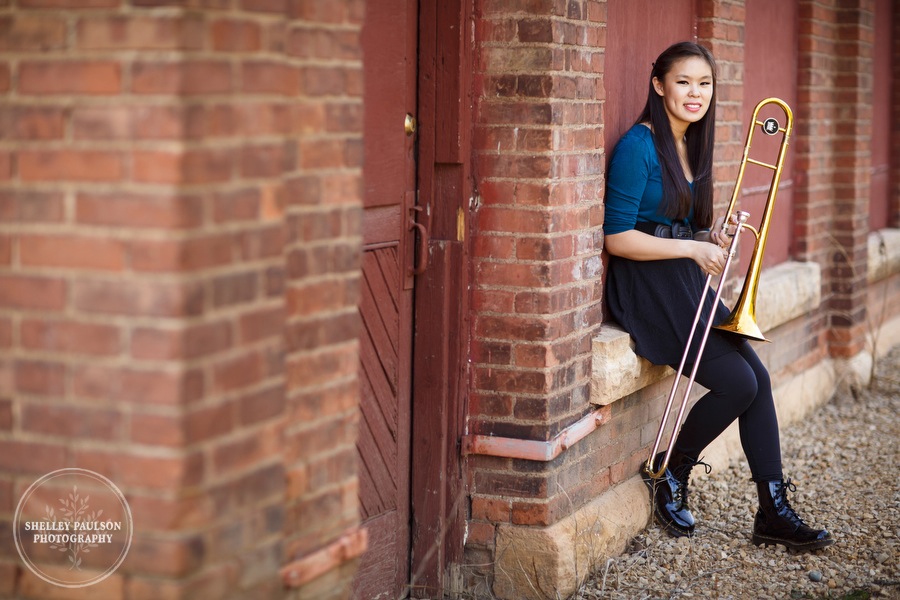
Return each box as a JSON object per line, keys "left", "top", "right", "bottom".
{"left": 691, "top": 241, "right": 727, "bottom": 276}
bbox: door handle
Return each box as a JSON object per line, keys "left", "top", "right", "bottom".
{"left": 408, "top": 206, "right": 429, "bottom": 276}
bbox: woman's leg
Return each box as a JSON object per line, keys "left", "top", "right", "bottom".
{"left": 671, "top": 341, "right": 783, "bottom": 481}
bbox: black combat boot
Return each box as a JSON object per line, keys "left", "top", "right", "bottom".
{"left": 752, "top": 479, "right": 834, "bottom": 551}
{"left": 641, "top": 451, "right": 711, "bottom": 538}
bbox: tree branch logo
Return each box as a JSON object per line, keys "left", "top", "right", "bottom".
{"left": 14, "top": 469, "right": 133, "bottom": 588}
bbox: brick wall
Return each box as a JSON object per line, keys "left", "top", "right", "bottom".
{"left": 466, "top": 0, "right": 606, "bottom": 564}
{"left": 894, "top": 0, "right": 900, "bottom": 227}
{"left": 280, "top": 0, "right": 364, "bottom": 596}
{"left": 465, "top": 0, "right": 896, "bottom": 594}
{"left": 0, "top": 2, "right": 363, "bottom": 599}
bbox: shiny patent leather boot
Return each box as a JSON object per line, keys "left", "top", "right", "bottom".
{"left": 752, "top": 479, "right": 834, "bottom": 551}
{"left": 641, "top": 452, "right": 710, "bottom": 538}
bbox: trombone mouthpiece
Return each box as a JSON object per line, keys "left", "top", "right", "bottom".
{"left": 735, "top": 210, "right": 750, "bottom": 224}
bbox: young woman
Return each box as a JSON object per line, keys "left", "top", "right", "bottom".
{"left": 603, "top": 41, "right": 833, "bottom": 551}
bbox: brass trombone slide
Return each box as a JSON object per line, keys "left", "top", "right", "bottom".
{"left": 644, "top": 98, "right": 794, "bottom": 479}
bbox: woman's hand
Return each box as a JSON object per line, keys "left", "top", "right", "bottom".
{"left": 691, "top": 240, "right": 727, "bottom": 276}
{"left": 709, "top": 215, "right": 737, "bottom": 249}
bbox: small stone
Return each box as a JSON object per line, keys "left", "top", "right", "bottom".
{"left": 808, "top": 570, "right": 823, "bottom": 582}
{"left": 874, "top": 552, "right": 890, "bottom": 564}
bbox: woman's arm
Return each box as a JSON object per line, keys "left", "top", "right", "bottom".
{"left": 605, "top": 229, "right": 728, "bottom": 276}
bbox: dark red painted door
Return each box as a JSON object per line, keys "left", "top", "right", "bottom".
{"left": 354, "top": 0, "right": 418, "bottom": 598}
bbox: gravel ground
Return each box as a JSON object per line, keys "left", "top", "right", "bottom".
{"left": 578, "top": 346, "right": 900, "bottom": 600}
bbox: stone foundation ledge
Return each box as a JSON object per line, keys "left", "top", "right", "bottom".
{"left": 491, "top": 346, "right": 872, "bottom": 600}
{"left": 591, "top": 260, "right": 821, "bottom": 406}
{"left": 868, "top": 228, "right": 900, "bottom": 282}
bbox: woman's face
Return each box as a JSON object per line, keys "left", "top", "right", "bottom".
{"left": 652, "top": 56, "right": 714, "bottom": 132}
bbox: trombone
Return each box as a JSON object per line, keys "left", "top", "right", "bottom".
{"left": 644, "top": 98, "right": 794, "bottom": 479}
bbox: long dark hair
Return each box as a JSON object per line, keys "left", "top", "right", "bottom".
{"left": 636, "top": 42, "right": 717, "bottom": 228}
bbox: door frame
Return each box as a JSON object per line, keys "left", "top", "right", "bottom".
{"left": 409, "top": 0, "right": 473, "bottom": 595}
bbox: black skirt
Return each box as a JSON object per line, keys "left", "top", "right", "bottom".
{"left": 605, "top": 255, "right": 742, "bottom": 367}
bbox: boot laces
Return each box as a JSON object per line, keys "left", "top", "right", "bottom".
{"left": 672, "top": 458, "right": 711, "bottom": 506}
{"left": 775, "top": 478, "right": 809, "bottom": 527}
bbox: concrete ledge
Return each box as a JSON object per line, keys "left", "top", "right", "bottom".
{"left": 493, "top": 355, "right": 845, "bottom": 600}
{"left": 868, "top": 228, "right": 900, "bottom": 282}
{"left": 492, "top": 332, "right": 900, "bottom": 600}
{"left": 753, "top": 261, "right": 820, "bottom": 334}
{"left": 591, "top": 261, "right": 821, "bottom": 406}
{"left": 493, "top": 477, "right": 649, "bottom": 600}
{"left": 590, "top": 325, "right": 671, "bottom": 405}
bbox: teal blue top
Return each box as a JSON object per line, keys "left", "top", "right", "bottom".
{"left": 603, "top": 124, "right": 696, "bottom": 235}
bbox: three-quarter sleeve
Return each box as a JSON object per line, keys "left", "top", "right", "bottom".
{"left": 603, "top": 130, "right": 654, "bottom": 235}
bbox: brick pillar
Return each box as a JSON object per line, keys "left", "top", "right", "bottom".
{"left": 697, "top": 0, "right": 747, "bottom": 216}
{"left": 280, "top": 2, "right": 365, "bottom": 599}
{"left": 0, "top": 3, "right": 364, "bottom": 598}
{"left": 467, "top": 0, "right": 606, "bottom": 562}
{"left": 828, "top": 0, "right": 875, "bottom": 357}
{"left": 891, "top": 0, "right": 900, "bottom": 228}
{"left": 795, "top": 0, "right": 839, "bottom": 268}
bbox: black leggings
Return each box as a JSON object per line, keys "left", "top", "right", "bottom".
{"left": 671, "top": 340, "right": 783, "bottom": 482}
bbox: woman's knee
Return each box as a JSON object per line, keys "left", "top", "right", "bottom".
{"left": 697, "top": 354, "right": 759, "bottom": 408}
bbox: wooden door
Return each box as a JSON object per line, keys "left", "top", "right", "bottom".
{"left": 354, "top": 0, "right": 419, "bottom": 598}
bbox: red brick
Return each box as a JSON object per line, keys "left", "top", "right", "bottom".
{"left": 239, "top": 385, "right": 284, "bottom": 426}
{"left": 132, "top": 105, "right": 189, "bottom": 140}
{"left": 210, "top": 19, "right": 262, "bottom": 52}
{"left": 72, "top": 278, "right": 204, "bottom": 317}
{"left": 0, "top": 275, "right": 66, "bottom": 310}
{"left": 212, "top": 429, "right": 281, "bottom": 475}
{"left": 0, "top": 106, "right": 66, "bottom": 140}
{"left": 76, "top": 192, "right": 203, "bottom": 229}
{"left": 471, "top": 496, "right": 512, "bottom": 522}
{"left": 129, "top": 412, "right": 184, "bottom": 447}
{"left": 213, "top": 350, "right": 264, "bottom": 392}
{"left": 76, "top": 16, "right": 204, "bottom": 51}
{"left": 0, "top": 563, "right": 15, "bottom": 597}
{"left": 0, "top": 63, "right": 9, "bottom": 92}
{"left": 21, "top": 318, "right": 121, "bottom": 355}
{"left": 212, "top": 188, "right": 260, "bottom": 222}
{"left": 0, "top": 398, "right": 12, "bottom": 430}
{"left": 240, "top": 61, "right": 300, "bottom": 95}
{"left": 185, "top": 401, "right": 235, "bottom": 444}
{"left": 466, "top": 521, "right": 497, "bottom": 546}
{"left": 131, "top": 60, "right": 232, "bottom": 95}
{"left": 72, "top": 365, "right": 203, "bottom": 406}
{"left": 14, "top": 360, "right": 65, "bottom": 395}
{"left": 211, "top": 271, "right": 257, "bottom": 307}
{"left": 18, "top": 61, "right": 121, "bottom": 95}
{"left": 0, "top": 439, "right": 66, "bottom": 476}
{"left": 131, "top": 234, "right": 235, "bottom": 272}
{"left": 0, "top": 15, "right": 66, "bottom": 51}
{"left": 239, "top": 305, "right": 284, "bottom": 344}
{"left": 18, "top": 150, "right": 124, "bottom": 182}
{"left": 19, "top": 0, "right": 118, "bottom": 6}
{"left": 285, "top": 345, "right": 357, "bottom": 391}
{"left": 21, "top": 403, "right": 121, "bottom": 439}
{"left": 0, "top": 150, "right": 9, "bottom": 180}
{"left": 20, "top": 234, "right": 126, "bottom": 270}
{"left": 132, "top": 149, "right": 234, "bottom": 184}
{"left": 70, "top": 105, "right": 132, "bottom": 140}
{"left": 241, "top": 142, "right": 287, "bottom": 178}
{"left": 241, "top": 0, "right": 287, "bottom": 13}
{"left": 124, "top": 533, "right": 205, "bottom": 578}
{"left": 285, "top": 279, "right": 354, "bottom": 317}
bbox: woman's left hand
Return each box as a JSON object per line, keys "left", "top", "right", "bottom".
{"left": 710, "top": 215, "right": 736, "bottom": 248}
